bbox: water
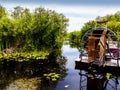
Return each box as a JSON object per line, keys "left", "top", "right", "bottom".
{"left": 1, "top": 45, "right": 120, "bottom": 90}
{"left": 55, "top": 45, "right": 80, "bottom": 90}
{"left": 55, "top": 45, "right": 120, "bottom": 90}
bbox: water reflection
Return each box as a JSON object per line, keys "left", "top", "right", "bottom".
{"left": 0, "top": 55, "right": 67, "bottom": 90}
{"left": 55, "top": 45, "right": 80, "bottom": 90}
{"left": 77, "top": 69, "right": 120, "bottom": 90}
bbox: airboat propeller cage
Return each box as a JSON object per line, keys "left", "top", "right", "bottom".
{"left": 88, "top": 28, "right": 107, "bottom": 62}
{"left": 81, "top": 21, "right": 118, "bottom": 63}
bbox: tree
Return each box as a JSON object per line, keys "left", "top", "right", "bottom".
{"left": 0, "top": 5, "right": 7, "bottom": 19}
{"left": 11, "top": 6, "right": 24, "bottom": 19}
{"left": 79, "top": 20, "right": 95, "bottom": 40}
{"left": 0, "top": 5, "right": 69, "bottom": 52}
{"left": 68, "top": 31, "right": 80, "bottom": 49}
{"left": 108, "top": 21, "right": 120, "bottom": 40}
{"left": 0, "top": 16, "right": 14, "bottom": 50}
{"left": 31, "top": 8, "right": 68, "bottom": 51}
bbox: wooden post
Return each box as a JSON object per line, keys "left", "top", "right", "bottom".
{"left": 88, "top": 36, "right": 95, "bottom": 62}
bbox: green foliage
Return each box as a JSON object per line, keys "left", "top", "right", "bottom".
{"left": 79, "top": 20, "right": 96, "bottom": 40}
{"left": 96, "top": 11, "right": 120, "bottom": 40}
{"left": 68, "top": 21, "right": 95, "bottom": 50}
{"left": 108, "top": 21, "right": 120, "bottom": 40}
{"left": 0, "top": 17, "right": 15, "bottom": 50}
{"left": 43, "top": 73, "right": 60, "bottom": 81}
{"left": 0, "top": 5, "right": 68, "bottom": 52}
{"left": 0, "top": 5, "right": 7, "bottom": 18}
{"left": 68, "top": 31, "right": 80, "bottom": 49}
{"left": 0, "top": 52, "right": 49, "bottom": 62}
{"left": 31, "top": 8, "right": 68, "bottom": 51}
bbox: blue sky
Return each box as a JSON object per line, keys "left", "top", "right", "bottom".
{"left": 0, "top": 0, "right": 120, "bottom": 32}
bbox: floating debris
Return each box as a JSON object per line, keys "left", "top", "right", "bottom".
{"left": 64, "top": 84, "right": 69, "bottom": 88}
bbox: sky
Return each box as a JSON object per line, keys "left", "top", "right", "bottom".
{"left": 0, "top": 0, "right": 120, "bottom": 32}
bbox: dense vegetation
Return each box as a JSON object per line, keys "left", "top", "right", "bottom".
{"left": 0, "top": 5, "right": 68, "bottom": 89}
{"left": 68, "top": 11, "right": 120, "bottom": 49}
{"left": 67, "top": 31, "right": 81, "bottom": 50}
{"left": 0, "top": 5, "right": 68, "bottom": 53}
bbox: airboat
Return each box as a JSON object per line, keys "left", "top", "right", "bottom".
{"left": 75, "top": 21, "right": 120, "bottom": 75}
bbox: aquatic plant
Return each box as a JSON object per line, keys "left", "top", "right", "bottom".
{"left": 106, "top": 73, "right": 112, "bottom": 80}
{"left": 43, "top": 73, "right": 60, "bottom": 81}
{"left": 0, "top": 52, "right": 49, "bottom": 62}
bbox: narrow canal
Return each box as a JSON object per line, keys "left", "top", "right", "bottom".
{"left": 55, "top": 45, "right": 80, "bottom": 90}
{"left": 1, "top": 45, "right": 120, "bottom": 90}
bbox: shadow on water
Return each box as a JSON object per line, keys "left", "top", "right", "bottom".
{"left": 0, "top": 51, "right": 68, "bottom": 90}
{"left": 75, "top": 58, "right": 120, "bottom": 89}
{"left": 76, "top": 69, "right": 120, "bottom": 90}
{"left": 75, "top": 56, "right": 120, "bottom": 89}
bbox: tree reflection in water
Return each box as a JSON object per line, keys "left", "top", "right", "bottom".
{"left": 0, "top": 55, "right": 67, "bottom": 90}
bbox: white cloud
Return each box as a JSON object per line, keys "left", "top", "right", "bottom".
{"left": 45, "top": 5, "right": 120, "bottom": 32}
{"left": 2, "top": 3, "right": 120, "bottom": 32}
{"left": 43, "top": 4, "right": 120, "bottom": 16}
{"left": 67, "top": 16, "right": 89, "bottom": 32}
